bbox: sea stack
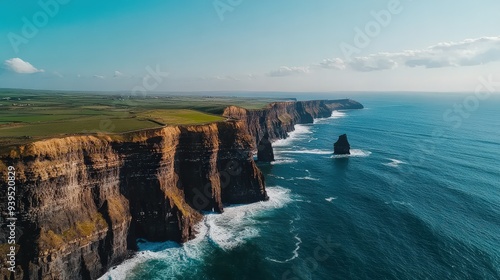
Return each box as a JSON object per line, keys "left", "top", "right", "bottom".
{"left": 257, "top": 133, "right": 274, "bottom": 162}
{"left": 334, "top": 134, "right": 350, "bottom": 155}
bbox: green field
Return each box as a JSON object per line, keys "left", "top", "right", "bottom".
{"left": 137, "top": 109, "right": 224, "bottom": 125}
{"left": 0, "top": 89, "right": 288, "bottom": 152}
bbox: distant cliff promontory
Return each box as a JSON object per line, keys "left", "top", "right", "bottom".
{"left": 223, "top": 99, "right": 363, "bottom": 145}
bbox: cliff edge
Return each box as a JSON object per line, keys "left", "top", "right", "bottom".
{"left": 0, "top": 121, "right": 266, "bottom": 280}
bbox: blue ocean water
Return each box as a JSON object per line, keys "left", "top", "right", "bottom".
{"left": 101, "top": 94, "right": 500, "bottom": 280}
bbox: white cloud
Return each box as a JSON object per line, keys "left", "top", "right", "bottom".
{"left": 348, "top": 56, "right": 398, "bottom": 72}
{"left": 322, "top": 35, "right": 500, "bottom": 72}
{"left": 216, "top": 75, "right": 239, "bottom": 81}
{"left": 4, "top": 58, "right": 44, "bottom": 74}
{"left": 268, "top": 66, "right": 310, "bottom": 77}
{"left": 200, "top": 75, "right": 240, "bottom": 81}
{"left": 319, "top": 58, "right": 346, "bottom": 70}
{"left": 93, "top": 75, "right": 105, "bottom": 79}
{"left": 53, "top": 71, "right": 63, "bottom": 78}
{"left": 113, "top": 70, "right": 124, "bottom": 78}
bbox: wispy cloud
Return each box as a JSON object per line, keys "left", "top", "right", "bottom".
{"left": 200, "top": 75, "right": 240, "bottom": 81}
{"left": 93, "top": 75, "right": 105, "bottom": 79}
{"left": 4, "top": 58, "right": 44, "bottom": 74}
{"left": 113, "top": 71, "right": 125, "bottom": 78}
{"left": 320, "top": 36, "right": 500, "bottom": 72}
{"left": 272, "top": 36, "right": 500, "bottom": 75}
{"left": 267, "top": 66, "right": 310, "bottom": 77}
{"left": 319, "top": 58, "right": 346, "bottom": 70}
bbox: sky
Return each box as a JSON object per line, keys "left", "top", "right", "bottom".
{"left": 0, "top": 0, "right": 500, "bottom": 93}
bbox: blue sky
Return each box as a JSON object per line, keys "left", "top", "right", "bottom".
{"left": 1, "top": 0, "right": 499, "bottom": 92}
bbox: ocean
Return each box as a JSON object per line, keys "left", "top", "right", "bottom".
{"left": 100, "top": 93, "right": 500, "bottom": 280}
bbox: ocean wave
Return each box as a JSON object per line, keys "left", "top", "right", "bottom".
{"left": 287, "top": 176, "right": 319, "bottom": 181}
{"left": 268, "top": 174, "right": 286, "bottom": 180}
{"left": 200, "top": 186, "right": 294, "bottom": 251}
{"left": 325, "top": 197, "right": 338, "bottom": 202}
{"left": 383, "top": 158, "right": 407, "bottom": 168}
{"left": 271, "top": 158, "right": 298, "bottom": 165}
{"left": 330, "top": 149, "right": 372, "bottom": 158}
{"left": 331, "top": 110, "right": 347, "bottom": 119}
{"left": 281, "top": 149, "right": 332, "bottom": 155}
{"left": 387, "top": 200, "right": 413, "bottom": 207}
{"left": 99, "top": 187, "right": 293, "bottom": 280}
{"left": 313, "top": 110, "right": 347, "bottom": 124}
{"left": 273, "top": 125, "right": 313, "bottom": 147}
{"left": 265, "top": 233, "right": 302, "bottom": 263}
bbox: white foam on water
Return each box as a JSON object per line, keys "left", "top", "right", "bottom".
{"left": 99, "top": 227, "right": 209, "bottom": 280}
{"left": 268, "top": 174, "right": 286, "bottom": 180}
{"left": 271, "top": 153, "right": 298, "bottom": 165}
{"left": 313, "top": 110, "right": 347, "bottom": 124}
{"left": 330, "top": 149, "right": 372, "bottom": 158}
{"left": 99, "top": 186, "right": 293, "bottom": 280}
{"left": 265, "top": 233, "right": 302, "bottom": 264}
{"left": 205, "top": 186, "right": 293, "bottom": 250}
{"left": 271, "top": 158, "right": 298, "bottom": 165}
{"left": 383, "top": 158, "right": 407, "bottom": 168}
{"left": 98, "top": 251, "right": 153, "bottom": 280}
{"left": 293, "top": 176, "right": 320, "bottom": 181}
{"left": 313, "top": 118, "right": 328, "bottom": 124}
{"left": 325, "top": 197, "right": 338, "bottom": 202}
{"left": 281, "top": 149, "right": 332, "bottom": 155}
{"left": 385, "top": 200, "right": 413, "bottom": 207}
{"left": 331, "top": 110, "right": 347, "bottom": 119}
{"left": 273, "top": 125, "right": 313, "bottom": 147}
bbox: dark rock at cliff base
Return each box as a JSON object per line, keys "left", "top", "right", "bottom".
{"left": 257, "top": 133, "right": 274, "bottom": 162}
{"left": 334, "top": 134, "right": 350, "bottom": 155}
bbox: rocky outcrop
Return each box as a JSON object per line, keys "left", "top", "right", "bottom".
{"left": 334, "top": 134, "right": 351, "bottom": 155}
{"left": 257, "top": 133, "right": 274, "bottom": 162}
{"left": 223, "top": 99, "right": 363, "bottom": 146}
{"left": 0, "top": 121, "right": 266, "bottom": 280}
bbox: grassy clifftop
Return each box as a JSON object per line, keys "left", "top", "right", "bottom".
{"left": 0, "top": 89, "right": 288, "bottom": 152}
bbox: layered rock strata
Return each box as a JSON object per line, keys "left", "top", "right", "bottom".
{"left": 0, "top": 121, "right": 266, "bottom": 280}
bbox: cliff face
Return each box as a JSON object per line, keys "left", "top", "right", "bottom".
{"left": 0, "top": 99, "right": 362, "bottom": 280}
{"left": 223, "top": 99, "right": 363, "bottom": 145}
{"left": 0, "top": 121, "right": 266, "bottom": 280}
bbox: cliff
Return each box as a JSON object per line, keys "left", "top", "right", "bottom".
{"left": 0, "top": 121, "right": 266, "bottom": 280}
{"left": 0, "top": 99, "right": 362, "bottom": 280}
{"left": 223, "top": 99, "right": 363, "bottom": 145}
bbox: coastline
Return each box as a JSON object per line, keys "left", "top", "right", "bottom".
{"left": 0, "top": 99, "right": 363, "bottom": 280}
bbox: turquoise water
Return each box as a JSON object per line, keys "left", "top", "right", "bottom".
{"left": 101, "top": 94, "right": 500, "bottom": 280}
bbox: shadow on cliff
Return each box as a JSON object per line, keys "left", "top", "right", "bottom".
{"left": 113, "top": 136, "right": 184, "bottom": 248}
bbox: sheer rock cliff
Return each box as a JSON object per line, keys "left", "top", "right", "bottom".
{"left": 0, "top": 99, "right": 362, "bottom": 280}
{"left": 0, "top": 121, "right": 266, "bottom": 280}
